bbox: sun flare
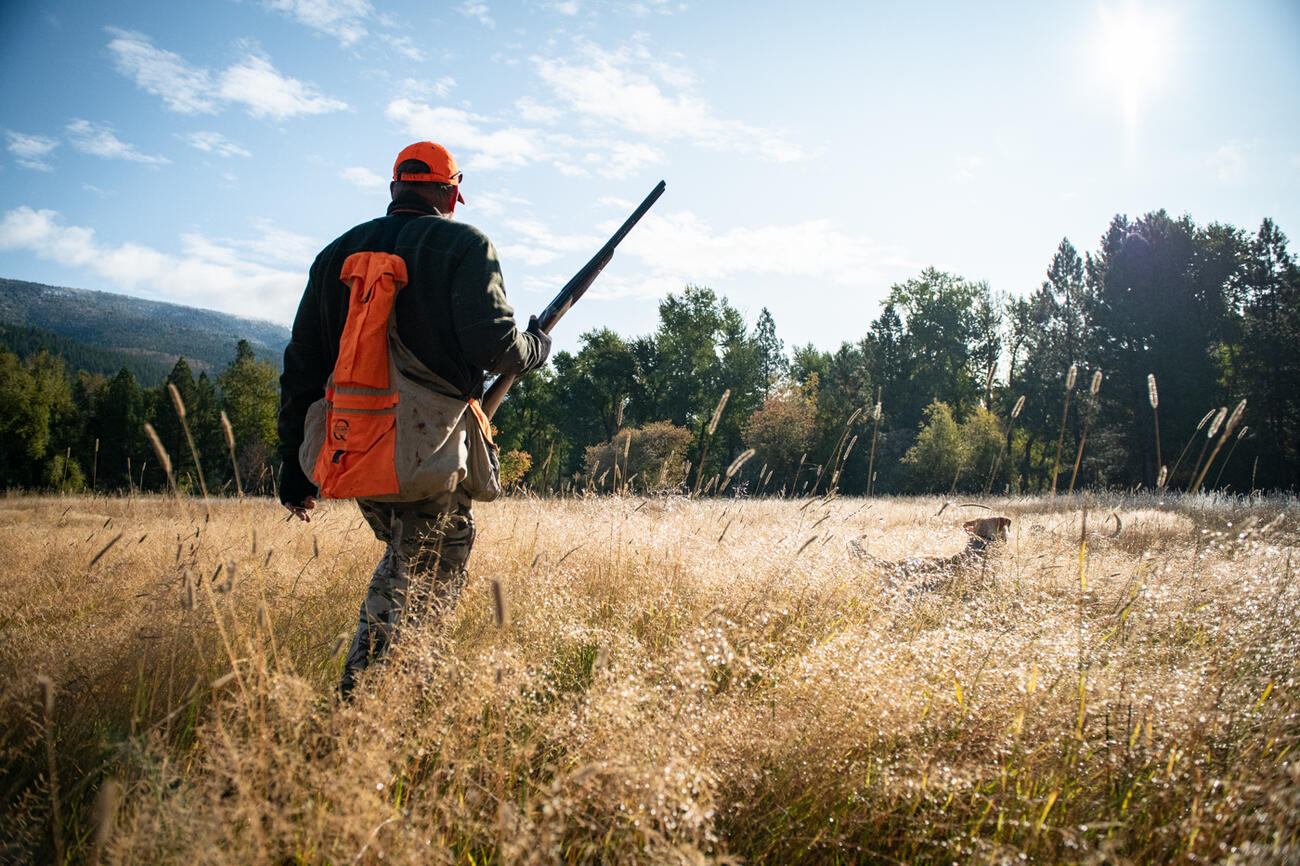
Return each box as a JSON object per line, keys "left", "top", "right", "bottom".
{"left": 1090, "top": 1, "right": 1177, "bottom": 152}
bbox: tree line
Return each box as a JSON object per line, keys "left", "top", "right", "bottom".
{"left": 0, "top": 339, "right": 279, "bottom": 495}
{"left": 495, "top": 210, "right": 1299, "bottom": 496}
{"left": 2, "top": 209, "right": 1297, "bottom": 496}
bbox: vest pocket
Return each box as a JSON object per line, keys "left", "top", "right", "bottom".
{"left": 313, "top": 406, "right": 399, "bottom": 499}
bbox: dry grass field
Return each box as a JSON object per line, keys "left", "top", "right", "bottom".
{"left": 1, "top": 491, "right": 1298, "bottom": 864}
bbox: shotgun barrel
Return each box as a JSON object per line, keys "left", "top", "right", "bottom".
{"left": 481, "top": 180, "right": 665, "bottom": 419}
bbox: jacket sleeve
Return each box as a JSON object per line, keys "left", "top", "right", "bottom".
{"left": 277, "top": 257, "right": 328, "bottom": 502}
{"left": 450, "top": 233, "right": 548, "bottom": 376}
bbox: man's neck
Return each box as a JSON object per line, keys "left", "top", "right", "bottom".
{"left": 387, "top": 194, "right": 443, "bottom": 217}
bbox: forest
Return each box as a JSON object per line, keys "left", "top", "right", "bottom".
{"left": 1, "top": 209, "right": 1297, "bottom": 496}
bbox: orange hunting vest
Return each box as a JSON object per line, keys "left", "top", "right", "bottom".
{"left": 301, "top": 250, "right": 499, "bottom": 502}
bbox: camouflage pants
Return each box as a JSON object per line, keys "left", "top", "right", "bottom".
{"left": 340, "top": 490, "right": 475, "bottom": 697}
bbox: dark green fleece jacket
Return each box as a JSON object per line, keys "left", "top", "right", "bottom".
{"left": 277, "top": 197, "right": 546, "bottom": 503}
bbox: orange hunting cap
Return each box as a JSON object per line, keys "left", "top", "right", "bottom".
{"left": 392, "top": 141, "right": 465, "bottom": 203}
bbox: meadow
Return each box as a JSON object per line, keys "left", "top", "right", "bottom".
{"left": 0, "top": 491, "right": 1297, "bottom": 864}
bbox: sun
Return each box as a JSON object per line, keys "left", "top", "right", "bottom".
{"left": 1089, "top": 1, "right": 1177, "bottom": 152}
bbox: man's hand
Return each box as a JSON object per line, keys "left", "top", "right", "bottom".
{"left": 280, "top": 462, "right": 319, "bottom": 520}
{"left": 526, "top": 315, "right": 552, "bottom": 367}
{"left": 284, "top": 496, "right": 317, "bottom": 522}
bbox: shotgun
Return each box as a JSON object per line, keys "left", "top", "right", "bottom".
{"left": 481, "top": 179, "right": 666, "bottom": 419}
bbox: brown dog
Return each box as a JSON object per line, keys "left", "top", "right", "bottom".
{"left": 850, "top": 516, "right": 1011, "bottom": 594}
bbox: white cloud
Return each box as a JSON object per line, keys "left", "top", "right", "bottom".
{"left": 531, "top": 42, "right": 805, "bottom": 162}
{"left": 1209, "top": 141, "right": 1248, "bottom": 183}
{"left": 6, "top": 131, "right": 58, "bottom": 171}
{"left": 388, "top": 39, "right": 783, "bottom": 180}
{"left": 469, "top": 189, "right": 532, "bottom": 218}
{"left": 617, "top": 210, "right": 902, "bottom": 289}
{"left": 219, "top": 55, "right": 349, "bottom": 120}
{"left": 497, "top": 244, "right": 561, "bottom": 267}
{"left": 107, "top": 28, "right": 218, "bottom": 114}
{"left": 106, "top": 29, "right": 347, "bottom": 120}
{"left": 588, "top": 140, "right": 662, "bottom": 179}
{"left": 263, "top": 0, "right": 372, "bottom": 46}
{"left": 0, "top": 206, "right": 308, "bottom": 322}
{"left": 504, "top": 218, "right": 600, "bottom": 253}
{"left": 515, "top": 96, "right": 562, "bottom": 124}
{"left": 386, "top": 100, "right": 542, "bottom": 169}
{"left": 459, "top": 1, "right": 495, "bottom": 28}
{"left": 952, "top": 154, "right": 984, "bottom": 184}
{"left": 65, "top": 120, "right": 169, "bottom": 165}
{"left": 383, "top": 34, "right": 425, "bottom": 62}
{"left": 493, "top": 207, "right": 903, "bottom": 306}
{"left": 182, "top": 130, "right": 251, "bottom": 157}
{"left": 231, "top": 219, "right": 320, "bottom": 266}
{"left": 387, "top": 98, "right": 660, "bottom": 179}
{"left": 625, "top": 0, "right": 678, "bottom": 17}
{"left": 341, "top": 165, "right": 387, "bottom": 188}
{"left": 584, "top": 272, "right": 681, "bottom": 302}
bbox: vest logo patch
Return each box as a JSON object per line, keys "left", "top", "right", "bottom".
{"left": 331, "top": 418, "right": 350, "bottom": 441}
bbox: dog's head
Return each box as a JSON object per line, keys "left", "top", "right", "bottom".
{"left": 963, "top": 516, "right": 1011, "bottom": 544}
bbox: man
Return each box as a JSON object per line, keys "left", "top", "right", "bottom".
{"left": 278, "top": 141, "right": 550, "bottom": 697}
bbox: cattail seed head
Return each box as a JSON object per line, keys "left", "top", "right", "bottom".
{"left": 1196, "top": 409, "right": 1215, "bottom": 431}
{"left": 167, "top": 383, "right": 187, "bottom": 419}
{"left": 1157, "top": 465, "right": 1168, "bottom": 487}
{"left": 1207, "top": 407, "right": 1227, "bottom": 438}
{"left": 1089, "top": 370, "right": 1102, "bottom": 395}
{"left": 1012, "top": 395, "right": 1025, "bottom": 418}
{"left": 1236, "top": 425, "right": 1249, "bottom": 440}
{"left": 1065, "top": 364, "right": 1078, "bottom": 391}
{"left": 1147, "top": 374, "right": 1158, "bottom": 409}
{"left": 873, "top": 401, "right": 882, "bottom": 421}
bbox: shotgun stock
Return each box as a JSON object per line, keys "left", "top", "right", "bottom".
{"left": 481, "top": 180, "right": 665, "bottom": 419}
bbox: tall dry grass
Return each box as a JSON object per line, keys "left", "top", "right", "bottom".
{"left": 1, "top": 492, "right": 1298, "bottom": 864}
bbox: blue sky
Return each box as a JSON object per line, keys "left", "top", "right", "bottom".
{"left": 2, "top": 0, "right": 1297, "bottom": 355}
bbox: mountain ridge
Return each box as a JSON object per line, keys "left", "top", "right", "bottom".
{"left": 0, "top": 277, "right": 291, "bottom": 381}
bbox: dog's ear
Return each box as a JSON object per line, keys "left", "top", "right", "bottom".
{"left": 996, "top": 517, "right": 1011, "bottom": 539}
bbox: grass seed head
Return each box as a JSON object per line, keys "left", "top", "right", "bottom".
{"left": 143, "top": 423, "right": 172, "bottom": 477}
{"left": 1224, "top": 399, "right": 1246, "bottom": 437}
{"left": 1207, "top": 407, "right": 1227, "bottom": 438}
{"left": 167, "top": 383, "right": 187, "bottom": 419}
{"left": 707, "top": 389, "right": 731, "bottom": 436}
{"left": 726, "top": 448, "right": 756, "bottom": 479}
